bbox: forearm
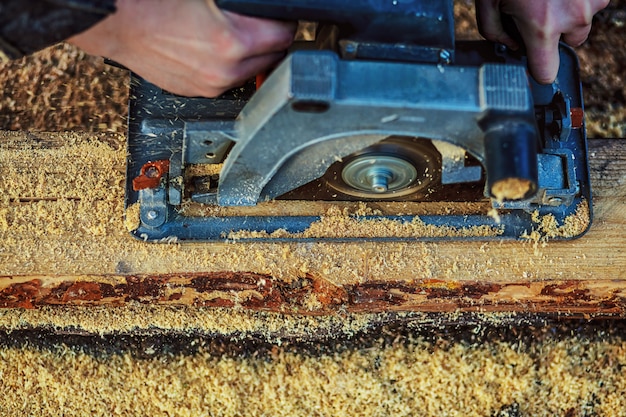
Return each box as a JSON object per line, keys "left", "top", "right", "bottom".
{"left": 0, "top": 0, "right": 116, "bottom": 61}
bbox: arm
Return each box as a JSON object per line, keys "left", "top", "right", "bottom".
{"left": 69, "top": 0, "right": 296, "bottom": 97}
{"left": 475, "top": 0, "right": 610, "bottom": 84}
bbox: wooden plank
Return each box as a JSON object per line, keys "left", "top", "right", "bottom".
{"left": 0, "top": 132, "right": 624, "bottom": 316}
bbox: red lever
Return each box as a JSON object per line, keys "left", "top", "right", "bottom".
{"left": 132, "top": 160, "right": 170, "bottom": 191}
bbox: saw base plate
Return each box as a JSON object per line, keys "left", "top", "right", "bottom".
{"left": 125, "top": 41, "right": 591, "bottom": 242}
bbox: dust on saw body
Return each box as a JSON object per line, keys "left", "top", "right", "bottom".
{"left": 125, "top": 0, "right": 591, "bottom": 242}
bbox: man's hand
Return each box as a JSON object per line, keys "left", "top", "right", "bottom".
{"left": 69, "top": 0, "right": 296, "bottom": 97}
{"left": 475, "top": 0, "right": 609, "bottom": 84}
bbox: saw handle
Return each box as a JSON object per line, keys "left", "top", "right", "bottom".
{"left": 215, "top": 0, "right": 454, "bottom": 45}
{"left": 216, "top": 0, "right": 350, "bottom": 23}
{"left": 500, "top": 12, "right": 526, "bottom": 55}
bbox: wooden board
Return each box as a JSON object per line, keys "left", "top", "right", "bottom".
{"left": 0, "top": 131, "right": 624, "bottom": 317}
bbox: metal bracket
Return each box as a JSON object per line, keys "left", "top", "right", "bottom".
{"left": 494, "top": 149, "right": 578, "bottom": 209}
{"left": 431, "top": 140, "right": 482, "bottom": 184}
{"left": 183, "top": 121, "right": 236, "bottom": 165}
{"left": 139, "top": 188, "right": 168, "bottom": 229}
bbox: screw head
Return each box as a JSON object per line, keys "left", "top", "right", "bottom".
{"left": 344, "top": 43, "right": 356, "bottom": 54}
{"left": 496, "top": 44, "right": 508, "bottom": 54}
{"left": 145, "top": 166, "right": 160, "bottom": 178}
{"left": 145, "top": 210, "right": 159, "bottom": 220}
{"left": 438, "top": 49, "right": 451, "bottom": 64}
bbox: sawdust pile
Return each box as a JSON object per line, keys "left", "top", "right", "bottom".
{"left": 0, "top": 322, "right": 625, "bottom": 417}
{"left": 577, "top": 2, "right": 626, "bottom": 138}
{"left": 523, "top": 202, "right": 592, "bottom": 243}
{"left": 0, "top": 305, "right": 386, "bottom": 340}
{"left": 0, "top": 43, "right": 127, "bottom": 133}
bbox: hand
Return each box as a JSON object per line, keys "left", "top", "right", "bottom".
{"left": 69, "top": 0, "right": 296, "bottom": 97}
{"left": 475, "top": 0, "right": 609, "bottom": 84}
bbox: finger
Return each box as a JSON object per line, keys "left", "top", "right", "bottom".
{"left": 515, "top": 19, "right": 561, "bottom": 84}
{"left": 562, "top": 0, "right": 608, "bottom": 47}
{"left": 224, "top": 11, "right": 296, "bottom": 54}
{"left": 591, "top": 0, "right": 611, "bottom": 13}
{"left": 188, "top": 51, "right": 286, "bottom": 97}
{"left": 562, "top": 23, "right": 593, "bottom": 47}
{"left": 232, "top": 51, "right": 287, "bottom": 82}
{"left": 475, "top": 0, "right": 519, "bottom": 50}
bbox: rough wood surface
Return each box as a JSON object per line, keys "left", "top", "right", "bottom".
{"left": 0, "top": 132, "right": 624, "bottom": 316}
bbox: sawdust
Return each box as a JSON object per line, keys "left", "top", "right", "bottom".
{"left": 0, "top": 43, "right": 128, "bottom": 133}
{"left": 227, "top": 204, "right": 503, "bottom": 240}
{"left": 523, "top": 201, "right": 592, "bottom": 244}
{"left": 124, "top": 203, "right": 141, "bottom": 232}
{"left": 487, "top": 207, "right": 502, "bottom": 224}
{"left": 123, "top": 203, "right": 141, "bottom": 232}
{"left": 0, "top": 325, "right": 625, "bottom": 416}
{"left": 586, "top": 106, "right": 626, "bottom": 138}
{"left": 179, "top": 200, "right": 494, "bottom": 218}
{"left": 0, "top": 304, "right": 385, "bottom": 339}
{"left": 491, "top": 178, "right": 533, "bottom": 202}
{"left": 185, "top": 163, "right": 223, "bottom": 177}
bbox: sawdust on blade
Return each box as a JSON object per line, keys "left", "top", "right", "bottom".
{"left": 491, "top": 178, "right": 533, "bottom": 202}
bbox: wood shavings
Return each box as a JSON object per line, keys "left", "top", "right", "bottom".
{"left": 487, "top": 208, "right": 501, "bottom": 224}
{"left": 523, "top": 201, "right": 591, "bottom": 244}
{"left": 124, "top": 203, "right": 141, "bottom": 232}
{"left": 0, "top": 304, "right": 387, "bottom": 339}
{"left": 0, "top": 321, "right": 625, "bottom": 416}
{"left": 491, "top": 178, "right": 533, "bottom": 202}
{"left": 0, "top": 43, "right": 128, "bottom": 134}
{"left": 227, "top": 204, "right": 503, "bottom": 240}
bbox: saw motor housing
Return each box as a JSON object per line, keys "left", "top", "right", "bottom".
{"left": 126, "top": 0, "right": 591, "bottom": 242}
